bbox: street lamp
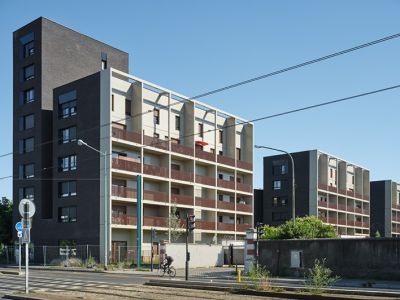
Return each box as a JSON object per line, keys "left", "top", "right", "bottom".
{"left": 254, "top": 145, "right": 296, "bottom": 224}
{"left": 77, "top": 139, "right": 108, "bottom": 268}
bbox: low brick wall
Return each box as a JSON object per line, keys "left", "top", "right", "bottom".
{"left": 258, "top": 238, "right": 400, "bottom": 280}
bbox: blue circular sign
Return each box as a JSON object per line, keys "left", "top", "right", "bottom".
{"left": 15, "top": 222, "right": 23, "bottom": 232}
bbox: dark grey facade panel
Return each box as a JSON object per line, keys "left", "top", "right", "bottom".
{"left": 370, "top": 180, "right": 388, "bottom": 237}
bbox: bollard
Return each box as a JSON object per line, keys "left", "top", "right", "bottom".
{"left": 236, "top": 269, "right": 241, "bottom": 283}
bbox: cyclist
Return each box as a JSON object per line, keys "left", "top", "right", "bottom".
{"left": 163, "top": 253, "right": 174, "bottom": 273}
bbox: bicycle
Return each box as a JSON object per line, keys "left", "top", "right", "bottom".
{"left": 160, "top": 262, "right": 176, "bottom": 277}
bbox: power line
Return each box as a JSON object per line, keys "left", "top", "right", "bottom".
{"left": 2, "top": 83, "right": 399, "bottom": 181}
{"left": 1, "top": 32, "right": 399, "bottom": 159}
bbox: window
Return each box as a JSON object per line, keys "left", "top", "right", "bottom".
{"left": 153, "top": 108, "right": 160, "bottom": 124}
{"left": 272, "top": 197, "right": 288, "bottom": 207}
{"left": 59, "top": 127, "right": 76, "bottom": 144}
{"left": 272, "top": 212, "right": 288, "bottom": 221}
{"left": 273, "top": 180, "right": 282, "bottom": 190}
{"left": 236, "top": 148, "right": 241, "bottom": 160}
{"left": 19, "top": 32, "right": 34, "bottom": 58}
{"left": 18, "top": 187, "right": 34, "bottom": 201}
{"left": 125, "top": 99, "right": 131, "bottom": 116}
{"left": 24, "top": 41, "right": 35, "bottom": 57}
{"left": 111, "top": 95, "right": 114, "bottom": 111}
{"left": 198, "top": 123, "right": 204, "bottom": 138}
{"left": 236, "top": 177, "right": 242, "bottom": 183}
{"left": 352, "top": 176, "right": 355, "bottom": 184}
{"left": 218, "top": 174, "right": 223, "bottom": 180}
{"left": 23, "top": 88, "right": 35, "bottom": 104}
{"left": 219, "top": 150, "right": 223, "bottom": 156}
{"left": 272, "top": 160, "right": 288, "bottom": 175}
{"left": 19, "top": 114, "right": 34, "bottom": 131}
{"left": 58, "top": 206, "right": 77, "bottom": 223}
{"left": 171, "top": 163, "right": 180, "bottom": 171}
{"left": 58, "top": 181, "right": 77, "bottom": 197}
{"left": 218, "top": 215, "right": 223, "bottom": 222}
{"left": 218, "top": 194, "right": 223, "bottom": 201}
{"left": 330, "top": 168, "right": 333, "bottom": 178}
{"left": 19, "top": 137, "right": 34, "bottom": 154}
{"left": 112, "top": 151, "right": 127, "bottom": 159}
{"left": 58, "top": 90, "right": 77, "bottom": 118}
{"left": 219, "top": 130, "right": 223, "bottom": 143}
{"left": 229, "top": 176, "right": 234, "bottom": 182}
{"left": 59, "top": 155, "right": 77, "bottom": 171}
{"left": 171, "top": 187, "right": 180, "bottom": 195}
{"left": 101, "top": 60, "right": 107, "bottom": 70}
{"left": 19, "top": 164, "right": 34, "bottom": 179}
{"left": 175, "top": 115, "right": 180, "bottom": 130}
{"left": 23, "top": 64, "right": 35, "bottom": 81}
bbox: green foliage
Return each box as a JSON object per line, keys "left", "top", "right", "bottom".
{"left": 85, "top": 255, "right": 97, "bottom": 268}
{"left": 260, "top": 216, "right": 337, "bottom": 240}
{"left": 305, "top": 258, "right": 339, "bottom": 294}
{"left": 0, "top": 197, "right": 13, "bottom": 245}
{"left": 247, "top": 264, "right": 271, "bottom": 291}
{"left": 168, "top": 205, "right": 184, "bottom": 242}
{"left": 375, "top": 230, "right": 381, "bottom": 238}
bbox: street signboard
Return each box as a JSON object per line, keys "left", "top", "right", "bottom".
{"left": 17, "top": 231, "right": 22, "bottom": 238}
{"left": 15, "top": 221, "right": 23, "bottom": 232}
{"left": 18, "top": 199, "right": 36, "bottom": 218}
{"left": 21, "top": 228, "right": 30, "bottom": 244}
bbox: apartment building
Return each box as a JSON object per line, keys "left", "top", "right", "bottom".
{"left": 256, "top": 150, "right": 370, "bottom": 237}
{"left": 370, "top": 180, "right": 400, "bottom": 237}
{"left": 13, "top": 18, "right": 254, "bottom": 260}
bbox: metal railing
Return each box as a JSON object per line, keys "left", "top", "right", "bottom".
{"left": 112, "top": 157, "right": 141, "bottom": 173}
{"left": 112, "top": 127, "right": 141, "bottom": 144}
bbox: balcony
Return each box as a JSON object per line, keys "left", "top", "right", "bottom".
{"left": 217, "top": 155, "right": 235, "bottom": 167}
{"left": 143, "top": 164, "right": 169, "bottom": 178}
{"left": 217, "top": 179, "right": 235, "bottom": 190}
{"left": 327, "top": 202, "right": 337, "bottom": 210}
{"left": 337, "top": 219, "right": 347, "bottom": 226}
{"left": 354, "top": 221, "right": 363, "bottom": 227}
{"left": 112, "top": 157, "right": 141, "bottom": 173}
{"left": 317, "top": 200, "right": 327, "bottom": 208}
{"left": 236, "top": 160, "right": 252, "bottom": 171}
{"left": 195, "top": 197, "right": 215, "bottom": 208}
{"left": 328, "top": 185, "right": 337, "bottom": 193}
{"left": 217, "top": 201, "right": 235, "bottom": 211}
{"left": 111, "top": 185, "right": 136, "bottom": 199}
{"left": 171, "top": 169, "right": 193, "bottom": 182}
{"left": 171, "top": 194, "right": 194, "bottom": 206}
{"left": 112, "top": 127, "right": 141, "bottom": 144}
{"left": 327, "top": 217, "right": 337, "bottom": 225}
{"left": 143, "top": 135, "right": 169, "bottom": 151}
{"left": 112, "top": 214, "right": 136, "bottom": 226}
{"left": 237, "top": 182, "right": 252, "bottom": 193}
{"left": 354, "top": 207, "right": 362, "bottom": 214}
{"left": 347, "top": 219, "right": 355, "bottom": 226}
{"left": 195, "top": 174, "right": 215, "bottom": 186}
{"left": 195, "top": 148, "right": 215, "bottom": 162}
{"left": 143, "top": 216, "right": 169, "bottom": 227}
{"left": 363, "top": 195, "right": 370, "bottom": 201}
{"left": 392, "top": 204, "right": 400, "bottom": 210}
{"left": 363, "top": 208, "right": 369, "bottom": 215}
{"left": 197, "top": 221, "right": 216, "bottom": 230}
{"left": 337, "top": 204, "right": 347, "bottom": 211}
{"left": 143, "top": 190, "right": 168, "bottom": 203}
{"left": 236, "top": 203, "right": 252, "bottom": 213}
{"left": 347, "top": 205, "right": 355, "bottom": 213}
{"left": 338, "top": 189, "right": 347, "bottom": 196}
{"left": 217, "top": 222, "right": 235, "bottom": 231}
{"left": 236, "top": 223, "right": 252, "bottom": 232}
{"left": 355, "top": 193, "right": 363, "bottom": 199}
{"left": 363, "top": 221, "right": 369, "bottom": 228}
{"left": 171, "top": 143, "right": 193, "bottom": 156}
{"left": 347, "top": 190, "right": 355, "bottom": 198}
{"left": 318, "top": 183, "right": 328, "bottom": 190}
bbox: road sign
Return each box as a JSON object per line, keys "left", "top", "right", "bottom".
{"left": 18, "top": 199, "right": 36, "bottom": 218}
{"left": 17, "top": 231, "right": 22, "bottom": 238}
{"left": 15, "top": 221, "right": 23, "bottom": 232}
{"left": 21, "top": 228, "right": 30, "bottom": 244}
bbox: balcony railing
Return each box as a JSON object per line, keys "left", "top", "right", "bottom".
{"left": 217, "top": 155, "right": 235, "bottom": 167}
{"left": 195, "top": 174, "right": 215, "bottom": 186}
{"left": 171, "top": 143, "right": 193, "bottom": 156}
{"left": 327, "top": 202, "right": 337, "bottom": 210}
{"left": 318, "top": 183, "right": 328, "bottom": 190}
{"left": 143, "top": 135, "right": 169, "bottom": 151}
{"left": 347, "top": 190, "right": 355, "bottom": 198}
{"left": 392, "top": 204, "right": 400, "bottom": 210}
{"left": 217, "top": 201, "right": 235, "bottom": 211}
{"left": 111, "top": 185, "right": 137, "bottom": 199}
{"left": 217, "top": 179, "right": 235, "bottom": 190}
{"left": 363, "top": 208, "right": 369, "bottom": 215}
{"left": 354, "top": 221, "right": 363, "bottom": 227}
{"left": 236, "top": 223, "right": 252, "bottom": 232}
{"left": 327, "top": 217, "right": 337, "bottom": 225}
{"left": 363, "top": 221, "right": 369, "bottom": 228}
{"left": 317, "top": 200, "right": 327, "bottom": 208}
{"left": 112, "top": 157, "right": 141, "bottom": 173}
{"left": 171, "top": 169, "right": 193, "bottom": 182}
{"left": 236, "top": 203, "right": 252, "bottom": 213}
{"left": 337, "top": 204, "right": 347, "bottom": 211}
{"left": 217, "top": 222, "right": 235, "bottom": 231}
{"left": 338, "top": 189, "right": 347, "bottom": 196}
{"left": 347, "top": 205, "right": 355, "bottom": 213}
{"left": 236, "top": 160, "right": 252, "bottom": 171}
{"left": 355, "top": 193, "right": 363, "bottom": 199}
{"left": 337, "top": 219, "right": 347, "bottom": 225}
{"left": 143, "top": 190, "right": 168, "bottom": 203}
{"left": 197, "top": 221, "right": 216, "bottom": 230}
{"left": 347, "top": 219, "right": 355, "bottom": 226}
{"left": 195, "top": 197, "right": 215, "bottom": 208}
{"left": 195, "top": 148, "right": 215, "bottom": 162}
{"left": 237, "top": 182, "right": 252, "bottom": 193}
{"left": 143, "top": 164, "right": 169, "bottom": 178}
{"left": 354, "top": 207, "right": 362, "bottom": 214}
{"left": 143, "top": 216, "right": 169, "bottom": 227}
{"left": 112, "top": 214, "right": 136, "bottom": 226}
{"left": 112, "top": 127, "right": 141, "bottom": 144}
{"left": 328, "top": 185, "right": 337, "bottom": 193}
{"left": 363, "top": 195, "right": 370, "bottom": 201}
{"left": 171, "top": 194, "right": 194, "bottom": 206}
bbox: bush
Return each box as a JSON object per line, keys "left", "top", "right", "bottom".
{"left": 50, "top": 258, "right": 83, "bottom": 267}
{"left": 305, "top": 258, "right": 339, "bottom": 294}
{"left": 247, "top": 264, "right": 271, "bottom": 291}
{"left": 85, "top": 255, "right": 97, "bottom": 268}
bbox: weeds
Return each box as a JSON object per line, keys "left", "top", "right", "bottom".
{"left": 305, "top": 258, "right": 339, "bottom": 294}
{"left": 247, "top": 264, "right": 271, "bottom": 291}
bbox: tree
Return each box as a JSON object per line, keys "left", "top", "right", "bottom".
{"left": 168, "top": 205, "right": 185, "bottom": 242}
{"left": 260, "top": 216, "right": 337, "bottom": 240}
{"left": 0, "top": 197, "right": 13, "bottom": 245}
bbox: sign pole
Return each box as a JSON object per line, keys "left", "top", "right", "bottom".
{"left": 18, "top": 238, "right": 21, "bottom": 273}
{"left": 25, "top": 242, "right": 28, "bottom": 294}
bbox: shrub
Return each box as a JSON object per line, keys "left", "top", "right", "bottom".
{"left": 247, "top": 264, "right": 271, "bottom": 291}
{"left": 85, "top": 255, "right": 97, "bottom": 268}
{"left": 305, "top": 258, "right": 339, "bottom": 294}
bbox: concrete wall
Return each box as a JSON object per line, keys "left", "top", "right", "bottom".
{"left": 164, "top": 243, "right": 224, "bottom": 268}
{"left": 258, "top": 238, "right": 400, "bottom": 280}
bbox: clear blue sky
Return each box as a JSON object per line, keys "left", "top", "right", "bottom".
{"left": 1, "top": 1, "right": 399, "bottom": 199}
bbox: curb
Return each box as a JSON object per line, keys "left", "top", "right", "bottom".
{"left": 5, "top": 294, "right": 46, "bottom": 300}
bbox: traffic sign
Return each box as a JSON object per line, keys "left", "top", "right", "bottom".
{"left": 18, "top": 199, "right": 36, "bottom": 218}
{"left": 17, "top": 231, "right": 22, "bottom": 238}
{"left": 15, "top": 221, "right": 23, "bottom": 232}
{"left": 21, "top": 228, "right": 30, "bottom": 244}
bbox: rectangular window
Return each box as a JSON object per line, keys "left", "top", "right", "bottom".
{"left": 125, "top": 99, "right": 131, "bottom": 116}
{"left": 59, "top": 127, "right": 77, "bottom": 144}
{"left": 101, "top": 60, "right": 107, "bottom": 70}
{"left": 219, "top": 130, "right": 223, "bottom": 143}
{"left": 23, "top": 64, "right": 34, "bottom": 81}
{"left": 171, "top": 163, "right": 180, "bottom": 171}
{"left": 19, "top": 164, "right": 34, "bottom": 179}
{"left": 23, "top": 88, "right": 35, "bottom": 104}
{"left": 19, "top": 114, "right": 34, "bottom": 131}
{"left": 19, "top": 32, "right": 34, "bottom": 58}
{"left": 175, "top": 115, "right": 180, "bottom": 130}
{"left": 236, "top": 148, "right": 241, "bottom": 160}
{"left": 154, "top": 108, "right": 160, "bottom": 124}
{"left": 272, "top": 160, "right": 288, "bottom": 175}
{"left": 219, "top": 150, "right": 223, "bottom": 156}
{"left": 19, "top": 137, "right": 34, "bottom": 154}
{"left": 58, "top": 90, "right": 77, "bottom": 118}
{"left": 171, "top": 187, "right": 180, "bottom": 195}
{"left": 218, "top": 215, "right": 223, "bottom": 222}
{"left": 18, "top": 187, "right": 34, "bottom": 201}
{"left": 198, "top": 123, "right": 204, "bottom": 138}
{"left": 218, "top": 174, "right": 223, "bottom": 180}
{"left": 218, "top": 194, "right": 223, "bottom": 201}
{"left": 58, "top": 155, "right": 77, "bottom": 172}
{"left": 273, "top": 180, "right": 282, "bottom": 190}
{"left": 24, "top": 41, "right": 35, "bottom": 58}
{"left": 58, "top": 181, "right": 77, "bottom": 197}
{"left": 272, "top": 197, "right": 288, "bottom": 207}
{"left": 58, "top": 206, "right": 77, "bottom": 223}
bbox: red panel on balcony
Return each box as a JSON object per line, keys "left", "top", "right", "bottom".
{"left": 354, "top": 207, "right": 362, "bottom": 214}
{"left": 217, "top": 201, "right": 235, "bottom": 211}
{"left": 112, "top": 185, "right": 137, "bottom": 199}
{"left": 236, "top": 223, "right": 252, "bottom": 232}
{"left": 143, "top": 190, "right": 168, "bottom": 203}
{"left": 112, "top": 214, "right": 136, "bottom": 226}
{"left": 318, "top": 183, "right": 328, "bottom": 190}
{"left": 217, "top": 223, "right": 235, "bottom": 231}
{"left": 237, "top": 160, "right": 252, "bottom": 171}
{"left": 195, "top": 197, "right": 215, "bottom": 208}
{"left": 217, "top": 179, "right": 235, "bottom": 190}
{"left": 171, "top": 169, "right": 193, "bottom": 182}
{"left": 363, "top": 208, "right": 369, "bottom": 215}
{"left": 112, "top": 127, "right": 141, "bottom": 144}
{"left": 236, "top": 203, "right": 252, "bottom": 213}
{"left": 195, "top": 148, "right": 215, "bottom": 162}
{"left": 363, "top": 195, "right": 370, "bottom": 201}
{"left": 317, "top": 200, "right": 328, "bottom": 208}
{"left": 197, "top": 221, "right": 216, "bottom": 230}
{"left": 347, "top": 206, "right": 355, "bottom": 213}
{"left": 354, "top": 221, "right": 363, "bottom": 227}
{"left": 217, "top": 155, "right": 235, "bottom": 167}
{"left": 337, "top": 204, "right": 347, "bottom": 211}
{"left": 347, "top": 190, "right": 355, "bottom": 197}
{"left": 112, "top": 157, "right": 141, "bottom": 173}
{"left": 355, "top": 193, "right": 363, "bottom": 199}
{"left": 171, "top": 143, "right": 193, "bottom": 156}
{"left": 328, "top": 185, "right": 337, "bottom": 193}
{"left": 143, "top": 135, "right": 169, "bottom": 150}
{"left": 143, "top": 216, "right": 169, "bottom": 227}
{"left": 171, "top": 194, "right": 194, "bottom": 206}
{"left": 195, "top": 175, "right": 215, "bottom": 186}
{"left": 337, "top": 219, "right": 347, "bottom": 225}
{"left": 143, "top": 164, "right": 169, "bottom": 178}
{"left": 237, "top": 182, "right": 252, "bottom": 193}
{"left": 347, "top": 219, "right": 355, "bottom": 226}
{"left": 327, "top": 217, "right": 337, "bottom": 225}
{"left": 338, "top": 189, "right": 347, "bottom": 196}
{"left": 327, "top": 202, "right": 337, "bottom": 210}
